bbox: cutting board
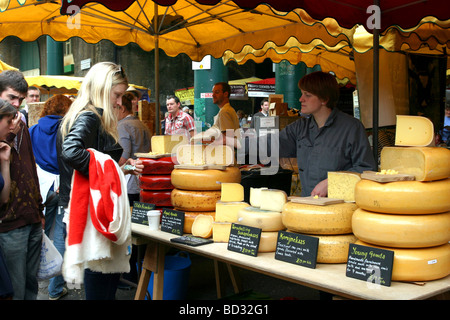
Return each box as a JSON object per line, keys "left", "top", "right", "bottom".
{"left": 135, "top": 152, "right": 173, "bottom": 159}
{"left": 361, "top": 171, "right": 415, "bottom": 182}
{"left": 174, "top": 164, "right": 227, "bottom": 170}
{"left": 288, "top": 196, "right": 344, "bottom": 206}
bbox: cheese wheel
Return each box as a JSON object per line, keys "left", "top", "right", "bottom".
{"left": 139, "top": 174, "right": 174, "bottom": 190}
{"left": 258, "top": 231, "right": 278, "bottom": 253}
{"left": 395, "top": 115, "right": 434, "bottom": 147}
{"left": 215, "top": 201, "right": 250, "bottom": 222}
{"left": 212, "top": 222, "right": 232, "bottom": 242}
{"left": 355, "top": 178, "right": 450, "bottom": 214}
{"left": 352, "top": 208, "right": 450, "bottom": 248}
{"left": 380, "top": 146, "right": 450, "bottom": 181}
{"left": 171, "top": 166, "right": 241, "bottom": 190}
{"left": 139, "top": 190, "right": 173, "bottom": 207}
{"left": 183, "top": 211, "right": 215, "bottom": 234}
{"left": 237, "top": 206, "right": 284, "bottom": 231}
{"left": 316, "top": 234, "right": 358, "bottom": 264}
{"left": 327, "top": 171, "right": 361, "bottom": 202}
{"left": 282, "top": 201, "right": 358, "bottom": 235}
{"left": 191, "top": 214, "right": 214, "bottom": 238}
{"left": 171, "top": 188, "right": 221, "bottom": 211}
{"left": 356, "top": 241, "right": 450, "bottom": 282}
{"left": 140, "top": 157, "right": 175, "bottom": 175}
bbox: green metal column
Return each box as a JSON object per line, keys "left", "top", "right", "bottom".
{"left": 46, "top": 36, "right": 64, "bottom": 75}
{"left": 275, "top": 61, "right": 321, "bottom": 110}
{"left": 194, "top": 56, "right": 227, "bottom": 131}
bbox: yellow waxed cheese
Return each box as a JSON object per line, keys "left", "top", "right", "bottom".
{"left": 258, "top": 231, "right": 278, "bottom": 253}
{"left": 380, "top": 146, "right": 450, "bottom": 181}
{"left": 151, "top": 134, "right": 187, "bottom": 154}
{"left": 356, "top": 241, "right": 450, "bottom": 282}
{"left": 191, "top": 214, "right": 214, "bottom": 238}
{"left": 176, "top": 144, "right": 206, "bottom": 165}
{"left": 171, "top": 189, "right": 221, "bottom": 212}
{"left": 171, "top": 166, "right": 241, "bottom": 191}
{"left": 259, "top": 189, "right": 288, "bottom": 212}
{"left": 212, "top": 222, "right": 232, "bottom": 242}
{"left": 183, "top": 211, "right": 215, "bottom": 234}
{"left": 355, "top": 178, "right": 450, "bottom": 214}
{"left": 395, "top": 115, "right": 434, "bottom": 146}
{"left": 220, "top": 183, "right": 244, "bottom": 202}
{"left": 205, "top": 144, "right": 235, "bottom": 166}
{"left": 237, "top": 206, "right": 285, "bottom": 232}
{"left": 249, "top": 187, "right": 268, "bottom": 207}
{"left": 215, "top": 201, "right": 250, "bottom": 222}
{"left": 282, "top": 201, "right": 358, "bottom": 235}
{"left": 327, "top": 171, "right": 361, "bottom": 202}
{"left": 352, "top": 208, "right": 450, "bottom": 248}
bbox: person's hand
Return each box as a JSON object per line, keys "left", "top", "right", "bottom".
{"left": 0, "top": 142, "right": 11, "bottom": 162}
{"left": 311, "top": 179, "right": 328, "bottom": 197}
{"left": 10, "top": 112, "right": 22, "bottom": 135}
{"left": 122, "top": 158, "right": 143, "bottom": 175}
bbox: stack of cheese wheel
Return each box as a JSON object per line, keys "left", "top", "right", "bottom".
{"left": 228, "top": 187, "right": 287, "bottom": 253}
{"left": 353, "top": 144, "right": 450, "bottom": 282}
{"left": 171, "top": 144, "right": 240, "bottom": 234}
{"left": 139, "top": 156, "right": 175, "bottom": 209}
{"left": 282, "top": 199, "right": 358, "bottom": 264}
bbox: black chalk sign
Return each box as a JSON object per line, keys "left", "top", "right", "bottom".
{"left": 161, "top": 208, "right": 185, "bottom": 236}
{"left": 275, "top": 230, "right": 319, "bottom": 269}
{"left": 131, "top": 201, "right": 156, "bottom": 225}
{"left": 227, "top": 223, "right": 261, "bottom": 257}
{"left": 346, "top": 243, "right": 394, "bottom": 287}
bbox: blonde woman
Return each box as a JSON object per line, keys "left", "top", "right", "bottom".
{"left": 57, "top": 62, "right": 142, "bottom": 300}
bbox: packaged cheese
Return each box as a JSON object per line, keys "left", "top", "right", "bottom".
{"left": 171, "top": 166, "right": 241, "bottom": 191}
{"left": 249, "top": 187, "right": 268, "bottom": 207}
{"left": 259, "top": 189, "right": 287, "bottom": 212}
{"left": 176, "top": 144, "right": 206, "bottom": 165}
{"left": 191, "top": 214, "right": 214, "bottom": 238}
{"left": 151, "top": 134, "right": 187, "bottom": 154}
{"left": 220, "top": 183, "right": 244, "bottom": 202}
{"left": 380, "top": 146, "right": 450, "bottom": 181}
{"left": 327, "top": 171, "right": 361, "bottom": 202}
{"left": 395, "top": 115, "right": 434, "bottom": 147}
{"left": 215, "top": 201, "right": 250, "bottom": 222}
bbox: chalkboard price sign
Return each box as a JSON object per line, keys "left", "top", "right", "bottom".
{"left": 131, "top": 201, "right": 156, "bottom": 225}
{"left": 275, "top": 230, "right": 319, "bottom": 269}
{"left": 346, "top": 243, "right": 394, "bottom": 287}
{"left": 227, "top": 223, "right": 261, "bottom": 257}
{"left": 161, "top": 208, "right": 185, "bottom": 236}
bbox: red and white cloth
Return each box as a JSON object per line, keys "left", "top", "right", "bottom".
{"left": 63, "top": 149, "right": 131, "bottom": 285}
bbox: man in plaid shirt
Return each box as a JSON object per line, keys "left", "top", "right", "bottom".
{"left": 164, "top": 95, "right": 196, "bottom": 139}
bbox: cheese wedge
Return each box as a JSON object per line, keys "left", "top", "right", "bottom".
{"left": 215, "top": 201, "right": 250, "bottom": 222}
{"left": 191, "top": 214, "right": 214, "bottom": 238}
{"left": 395, "top": 115, "right": 434, "bottom": 146}
{"left": 355, "top": 178, "right": 450, "bottom": 214}
{"left": 352, "top": 208, "right": 450, "bottom": 248}
{"left": 171, "top": 189, "right": 221, "bottom": 212}
{"left": 249, "top": 187, "right": 268, "bottom": 207}
{"left": 282, "top": 201, "right": 358, "bottom": 235}
{"left": 205, "top": 144, "right": 234, "bottom": 166}
{"left": 237, "top": 206, "right": 284, "bottom": 231}
{"left": 356, "top": 241, "right": 450, "bottom": 282}
{"left": 212, "top": 222, "right": 232, "bottom": 242}
{"left": 176, "top": 144, "right": 206, "bottom": 165}
{"left": 220, "top": 183, "right": 244, "bottom": 202}
{"left": 183, "top": 211, "right": 215, "bottom": 234}
{"left": 259, "top": 189, "right": 287, "bottom": 212}
{"left": 171, "top": 166, "right": 241, "bottom": 191}
{"left": 151, "top": 134, "right": 187, "bottom": 154}
{"left": 380, "top": 146, "right": 450, "bottom": 181}
{"left": 327, "top": 171, "right": 361, "bottom": 202}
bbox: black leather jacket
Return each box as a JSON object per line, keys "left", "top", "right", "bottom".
{"left": 56, "top": 108, "right": 123, "bottom": 207}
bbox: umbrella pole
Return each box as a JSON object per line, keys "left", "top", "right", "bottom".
{"left": 372, "top": 0, "right": 380, "bottom": 165}
{"left": 154, "top": 2, "right": 161, "bottom": 135}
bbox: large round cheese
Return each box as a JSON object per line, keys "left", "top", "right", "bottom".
{"left": 317, "top": 234, "right": 358, "bottom": 264}
{"left": 140, "top": 190, "right": 172, "bottom": 207}
{"left": 182, "top": 211, "right": 215, "bottom": 234}
{"left": 171, "top": 188, "right": 221, "bottom": 212}
{"left": 281, "top": 201, "right": 358, "bottom": 235}
{"left": 380, "top": 146, "right": 450, "bottom": 181}
{"left": 237, "top": 206, "right": 284, "bottom": 231}
{"left": 355, "top": 178, "right": 450, "bottom": 214}
{"left": 140, "top": 157, "right": 175, "bottom": 175}
{"left": 356, "top": 241, "right": 450, "bottom": 282}
{"left": 171, "top": 166, "right": 241, "bottom": 191}
{"left": 352, "top": 208, "right": 450, "bottom": 248}
{"left": 258, "top": 231, "right": 278, "bottom": 253}
{"left": 139, "top": 174, "right": 174, "bottom": 190}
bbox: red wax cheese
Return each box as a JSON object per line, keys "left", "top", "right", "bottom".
{"left": 140, "top": 157, "right": 175, "bottom": 175}
{"left": 139, "top": 174, "right": 174, "bottom": 190}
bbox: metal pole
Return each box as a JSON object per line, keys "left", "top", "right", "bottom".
{"left": 372, "top": 0, "right": 380, "bottom": 164}
{"left": 154, "top": 2, "right": 160, "bottom": 135}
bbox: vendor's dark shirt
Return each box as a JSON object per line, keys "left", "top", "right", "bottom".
{"left": 279, "top": 108, "right": 376, "bottom": 196}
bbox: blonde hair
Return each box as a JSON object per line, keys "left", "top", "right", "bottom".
{"left": 60, "top": 62, "right": 128, "bottom": 142}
